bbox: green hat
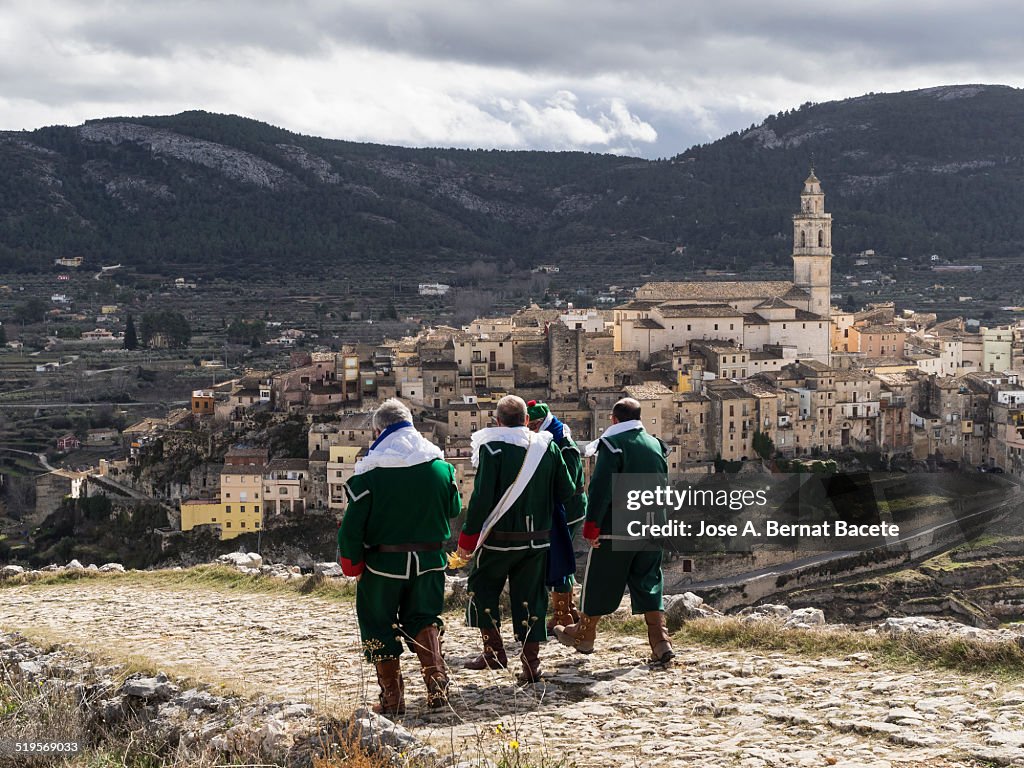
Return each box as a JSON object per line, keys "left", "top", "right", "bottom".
{"left": 526, "top": 400, "right": 549, "bottom": 421}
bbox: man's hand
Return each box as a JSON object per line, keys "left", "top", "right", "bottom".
{"left": 583, "top": 521, "right": 601, "bottom": 548}
{"left": 355, "top": 573, "right": 362, "bottom": 583}
{"left": 457, "top": 546, "right": 473, "bottom": 561}
{"left": 586, "top": 535, "right": 601, "bottom": 549}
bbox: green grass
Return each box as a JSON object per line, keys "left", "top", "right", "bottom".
{"left": 677, "top": 616, "right": 1024, "bottom": 679}
{"left": 877, "top": 494, "right": 951, "bottom": 513}
{"left": 0, "top": 564, "right": 356, "bottom": 602}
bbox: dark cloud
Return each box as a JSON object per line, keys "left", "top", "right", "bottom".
{"left": 2, "top": 1, "right": 1024, "bottom": 156}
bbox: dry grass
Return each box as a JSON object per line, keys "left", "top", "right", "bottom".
{"left": 0, "top": 565, "right": 357, "bottom": 602}
{"left": 678, "top": 616, "right": 1024, "bottom": 679}
{"left": 0, "top": 654, "right": 402, "bottom": 768}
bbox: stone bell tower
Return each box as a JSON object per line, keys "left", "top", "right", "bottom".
{"left": 792, "top": 169, "right": 832, "bottom": 318}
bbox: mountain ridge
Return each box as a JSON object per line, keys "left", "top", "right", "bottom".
{"left": 2, "top": 83, "right": 1024, "bottom": 277}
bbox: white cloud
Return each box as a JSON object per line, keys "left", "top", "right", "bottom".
{"left": 3, "top": 1, "right": 1024, "bottom": 155}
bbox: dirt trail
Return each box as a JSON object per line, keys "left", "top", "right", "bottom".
{"left": 3, "top": 581, "right": 1022, "bottom": 767}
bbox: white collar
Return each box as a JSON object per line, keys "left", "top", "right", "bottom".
{"left": 583, "top": 419, "right": 645, "bottom": 457}
{"left": 353, "top": 426, "right": 444, "bottom": 475}
{"left": 471, "top": 426, "right": 551, "bottom": 467}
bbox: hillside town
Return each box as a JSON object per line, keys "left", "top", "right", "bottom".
{"left": 25, "top": 173, "right": 1024, "bottom": 546}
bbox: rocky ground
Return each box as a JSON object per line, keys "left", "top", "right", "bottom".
{"left": 2, "top": 568, "right": 1024, "bottom": 767}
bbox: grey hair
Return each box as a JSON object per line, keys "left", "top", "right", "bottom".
{"left": 495, "top": 394, "right": 528, "bottom": 427}
{"left": 372, "top": 398, "right": 413, "bottom": 431}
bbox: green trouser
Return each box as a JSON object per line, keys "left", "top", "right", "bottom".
{"left": 579, "top": 543, "right": 664, "bottom": 617}
{"left": 466, "top": 546, "right": 548, "bottom": 643}
{"left": 551, "top": 519, "right": 583, "bottom": 594}
{"left": 356, "top": 569, "right": 445, "bottom": 662}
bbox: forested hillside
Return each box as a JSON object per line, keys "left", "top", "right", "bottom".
{"left": 2, "top": 84, "right": 1023, "bottom": 276}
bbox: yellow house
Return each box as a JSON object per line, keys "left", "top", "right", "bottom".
{"left": 179, "top": 499, "right": 264, "bottom": 540}
{"left": 180, "top": 464, "right": 266, "bottom": 540}
{"left": 327, "top": 444, "right": 364, "bottom": 511}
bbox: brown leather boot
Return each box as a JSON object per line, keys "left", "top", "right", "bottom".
{"left": 413, "top": 626, "right": 449, "bottom": 709}
{"left": 554, "top": 613, "right": 599, "bottom": 654}
{"left": 547, "top": 591, "right": 574, "bottom": 632}
{"left": 373, "top": 659, "right": 405, "bottom": 715}
{"left": 645, "top": 611, "right": 675, "bottom": 666}
{"left": 567, "top": 591, "right": 581, "bottom": 625}
{"left": 463, "top": 628, "right": 508, "bottom": 670}
{"left": 518, "top": 641, "right": 543, "bottom": 683}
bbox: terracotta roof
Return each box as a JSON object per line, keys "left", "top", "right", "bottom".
{"left": 637, "top": 281, "right": 794, "bottom": 301}
{"left": 753, "top": 297, "right": 796, "bottom": 310}
{"left": 656, "top": 303, "right": 745, "bottom": 319}
{"left": 614, "top": 299, "right": 662, "bottom": 311}
{"left": 266, "top": 458, "right": 310, "bottom": 471}
{"left": 789, "top": 310, "right": 822, "bottom": 321}
{"left": 624, "top": 382, "right": 673, "bottom": 400}
{"left": 632, "top": 318, "right": 665, "bottom": 329}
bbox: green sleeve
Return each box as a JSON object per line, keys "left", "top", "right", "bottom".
{"left": 551, "top": 443, "right": 576, "bottom": 504}
{"left": 447, "top": 463, "right": 462, "bottom": 519}
{"left": 464, "top": 450, "right": 498, "bottom": 536}
{"left": 562, "top": 445, "right": 588, "bottom": 518}
{"left": 586, "top": 443, "right": 619, "bottom": 529}
{"left": 338, "top": 474, "right": 371, "bottom": 565}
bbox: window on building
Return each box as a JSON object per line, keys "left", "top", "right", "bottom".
{"left": 240, "top": 521, "right": 246, "bottom": 528}
{"left": 225, "top": 505, "right": 231, "bottom": 513}
{"left": 226, "top": 521, "right": 232, "bottom": 528}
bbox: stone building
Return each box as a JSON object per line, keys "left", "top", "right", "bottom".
{"left": 614, "top": 172, "right": 833, "bottom": 364}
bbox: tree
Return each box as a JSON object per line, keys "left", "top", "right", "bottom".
{"left": 13, "top": 298, "right": 46, "bottom": 325}
{"left": 227, "top": 318, "right": 266, "bottom": 346}
{"left": 123, "top": 313, "right": 138, "bottom": 350}
{"left": 139, "top": 310, "right": 191, "bottom": 348}
{"left": 752, "top": 431, "right": 775, "bottom": 461}
{"left": 0, "top": 324, "right": 6, "bottom": 345}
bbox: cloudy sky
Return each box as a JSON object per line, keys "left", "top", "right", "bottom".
{"left": 2, "top": 1, "right": 1022, "bottom": 158}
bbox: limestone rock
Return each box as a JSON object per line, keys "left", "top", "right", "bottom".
{"left": 218, "top": 552, "right": 262, "bottom": 569}
{"left": 664, "top": 591, "right": 717, "bottom": 626}
{"left": 99, "top": 563, "right": 126, "bottom": 572}
{"left": 314, "top": 562, "right": 343, "bottom": 577}
{"left": 742, "top": 603, "right": 792, "bottom": 620}
{"left": 350, "top": 708, "right": 418, "bottom": 752}
{"left": 785, "top": 607, "right": 826, "bottom": 628}
{"left": 121, "top": 673, "right": 180, "bottom": 701}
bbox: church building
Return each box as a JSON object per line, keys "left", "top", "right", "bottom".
{"left": 613, "top": 171, "right": 833, "bottom": 364}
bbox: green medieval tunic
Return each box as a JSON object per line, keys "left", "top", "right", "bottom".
{"left": 580, "top": 425, "right": 670, "bottom": 616}
{"left": 459, "top": 427, "right": 577, "bottom": 643}
{"left": 338, "top": 446, "right": 461, "bottom": 662}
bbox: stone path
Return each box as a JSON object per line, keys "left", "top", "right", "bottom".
{"left": 2, "top": 581, "right": 1023, "bottom": 767}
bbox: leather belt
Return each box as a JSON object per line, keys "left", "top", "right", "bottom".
{"left": 367, "top": 542, "right": 443, "bottom": 553}
{"left": 488, "top": 529, "right": 551, "bottom": 542}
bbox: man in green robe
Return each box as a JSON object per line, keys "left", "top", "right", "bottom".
{"left": 456, "top": 395, "right": 577, "bottom": 682}
{"left": 338, "top": 398, "right": 461, "bottom": 714}
{"left": 554, "top": 397, "right": 675, "bottom": 665}
{"left": 526, "top": 400, "right": 587, "bottom": 630}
